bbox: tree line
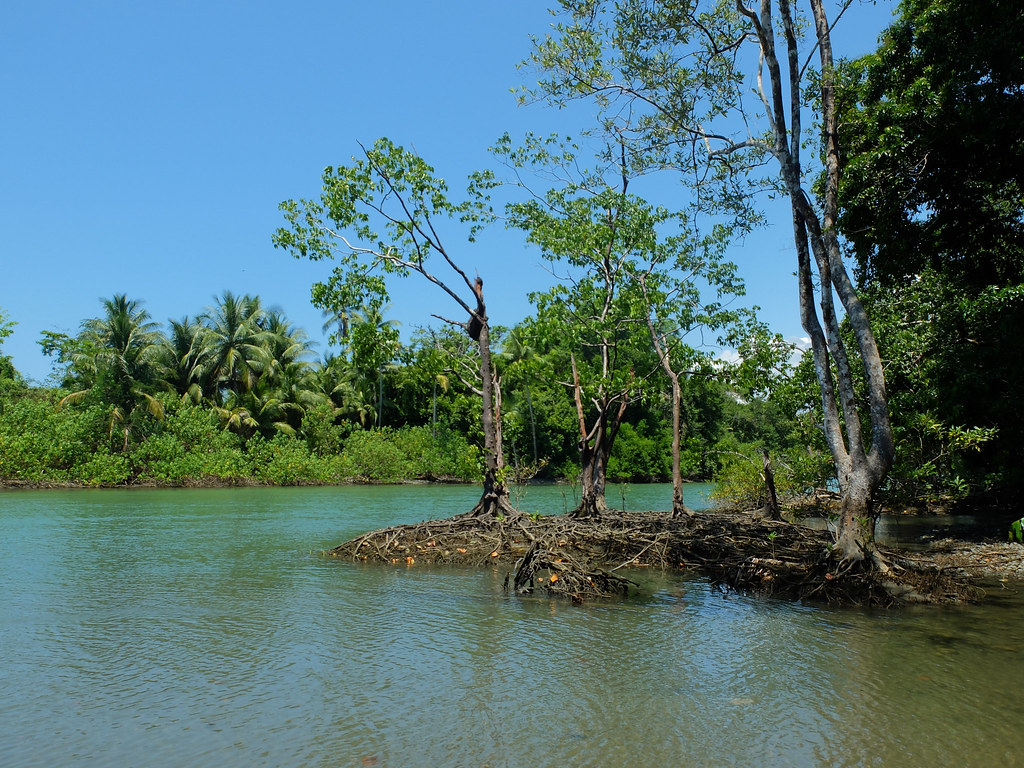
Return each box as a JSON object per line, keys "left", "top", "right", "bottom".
{"left": 0, "top": 284, "right": 796, "bottom": 496}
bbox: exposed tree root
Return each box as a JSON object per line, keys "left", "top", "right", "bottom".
{"left": 508, "top": 542, "right": 638, "bottom": 601}
{"left": 327, "top": 508, "right": 985, "bottom": 607}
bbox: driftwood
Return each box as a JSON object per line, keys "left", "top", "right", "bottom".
{"left": 327, "top": 509, "right": 983, "bottom": 607}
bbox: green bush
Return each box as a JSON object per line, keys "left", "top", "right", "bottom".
{"left": 247, "top": 435, "right": 347, "bottom": 485}
{"left": 0, "top": 393, "right": 109, "bottom": 483}
{"left": 72, "top": 452, "right": 132, "bottom": 486}
{"left": 339, "top": 429, "right": 410, "bottom": 482}
{"left": 301, "top": 405, "right": 359, "bottom": 458}
{"left": 1, "top": 385, "right": 481, "bottom": 487}
{"left": 607, "top": 421, "right": 669, "bottom": 482}
{"left": 390, "top": 426, "right": 480, "bottom": 481}
{"left": 128, "top": 397, "right": 253, "bottom": 484}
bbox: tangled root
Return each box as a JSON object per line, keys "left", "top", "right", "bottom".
{"left": 328, "top": 508, "right": 983, "bottom": 606}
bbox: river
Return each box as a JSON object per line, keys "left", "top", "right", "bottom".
{"left": 1, "top": 484, "right": 1022, "bottom": 767}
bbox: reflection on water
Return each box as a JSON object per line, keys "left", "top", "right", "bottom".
{"left": 806, "top": 512, "right": 1008, "bottom": 550}
{"left": 1, "top": 485, "right": 1022, "bottom": 768}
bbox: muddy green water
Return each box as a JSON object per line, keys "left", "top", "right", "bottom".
{"left": 2, "top": 484, "right": 1022, "bottom": 768}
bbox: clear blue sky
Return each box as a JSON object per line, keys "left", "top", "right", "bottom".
{"left": 1, "top": 0, "right": 896, "bottom": 384}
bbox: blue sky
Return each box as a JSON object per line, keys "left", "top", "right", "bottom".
{"left": 2, "top": 0, "right": 896, "bottom": 384}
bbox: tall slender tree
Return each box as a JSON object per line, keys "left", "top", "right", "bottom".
{"left": 494, "top": 133, "right": 749, "bottom": 517}
{"left": 837, "top": 0, "right": 1024, "bottom": 500}
{"left": 274, "top": 138, "right": 515, "bottom": 519}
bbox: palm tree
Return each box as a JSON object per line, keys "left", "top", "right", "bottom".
{"left": 321, "top": 306, "right": 351, "bottom": 348}
{"left": 211, "top": 391, "right": 260, "bottom": 440}
{"left": 199, "top": 291, "right": 271, "bottom": 403}
{"left": 257, "top": 311, "right": 328, "bottom": 435}
{"left": 59, "top": 294, "right": 166, "bottom": 451}
{"left": 318, "top": 353, "right": 375, "bottom": 428}
{"left": 261, "top": 360, "right": 329, "bottom": 436}
{"left": 261, "top": 310, "right": 316, "bottom": 381}
{"left": 156, "top": 316, "right": 208, "bottom": 403}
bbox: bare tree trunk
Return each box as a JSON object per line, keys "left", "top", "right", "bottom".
{"left": 761, "top": 449, "right": 782, "bottom": 522}
{"left": 468, "top": 279, "right": 514, "bottom": 519}
{"left": 431, "top": 379, "right": 437, "bottom": 439}
{"left": 569, "top": 354, "right": 628, "bottom": 518}
{"left": 571, "top": 354, "right": 604, "bottom": 517}
{"left": 669, "top": 377, "right": 688, "bottom": 517}
{"left": 525, "top": 380, "right": 538, "bottom": 463}
{"left": 835, "top": 470, "right": 875, "bottom": 558}
{"left": 750, "top": 0, "right": 894, "bottom": 561}
{"left": 642, "top": 298, "right": 695, "bottom": 520}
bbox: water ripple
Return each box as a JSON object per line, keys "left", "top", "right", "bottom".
{"left": 4, "top": 488, "right": 1024, "bottom": 767}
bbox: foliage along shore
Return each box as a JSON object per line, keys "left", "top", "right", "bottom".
{"left": 0, "top": 390, "right": 486, "bottom": 490}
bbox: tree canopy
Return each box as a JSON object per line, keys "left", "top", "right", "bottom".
{"left": 837, "top": 0, "right": 1024, "bottom": 499}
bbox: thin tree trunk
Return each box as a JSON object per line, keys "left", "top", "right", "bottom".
{"left": 761, "top": 449, "right": 782, "bottom": 521}
{"left": 660, "top": 353, "right": 693, "bottom": 518}
{"left": 752, "top": 0, "right": 894, "bottom": 561}
{"left": 639, "top": 280, "right": 694, "bottom": 520}
{"left": 468, "top": 280, "right": 513, "bottom": 518}
{"left": 431, "top": 379, "right": 437, "bottom": 439}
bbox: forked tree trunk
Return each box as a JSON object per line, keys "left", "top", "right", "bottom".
{"left": 577, "top": 439, "right": 610, "bottom": 517}
{"left": 747, "top": 0, "right": 895, "bottom": 561}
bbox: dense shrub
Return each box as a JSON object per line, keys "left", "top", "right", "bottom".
{"left": 72, "top": 452, "right": 132, "bottom": 486}
{"left": 338, "top": 429, "right": 410, "bottom": 482}
{"left": 390, "top": 426, "right": 480, "bottom": 481}
{"left": 247, "top": 435, "right": 350, "bottom": 485}
{"left": 607, "top": 421, "right": 670, "bottom": 482}
{"left": 0, "top": 392, "right": 108, "bottom": 483}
